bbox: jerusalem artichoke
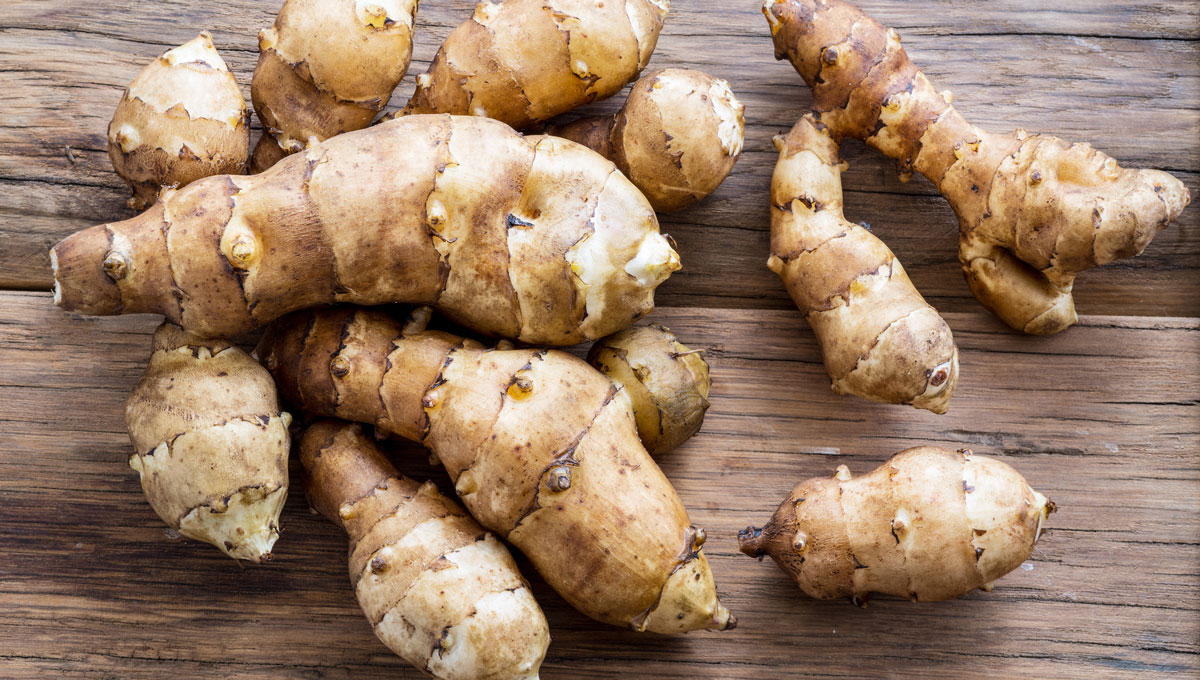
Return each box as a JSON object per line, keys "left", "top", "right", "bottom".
{"left": 52, "top": 115, "right": 679, "bottom": 345}
{"left": 586, "top": 323, "right": 711, "bottom": 454}
{"left": 738, "top": 446, "right": 1054, "bottom": 603}
{"left": 260, "top": 306, "right": 734, "bottom": 634}
{"left": 768, "top": 114, "right": 958, "bottom": 413}
{"left": 764, "top": 0, "right": 1191, "bottom": 334}
{"left": 125, "top": 322, "right": 290, "bottom": 562}
{"left": 402, "top": 0, "right": 669, "bottom": 129}
{"left": 250, "top": 0, "right": 420, "bottom": 172}
{"left": 550, "top": 68, "right": 745, "bottom": 212}
{"left": 300, "top": 420, "right": 549, "bottom": 680}
{"left": 108, "top": 32, "right": 249, "bottom": 210}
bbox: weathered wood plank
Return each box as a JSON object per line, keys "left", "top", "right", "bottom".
{"left": 1, "top": 291, "right": 1196, "bottom": 678}
{"left": 1, "top": 0, "right": 1197, "bottom": 318}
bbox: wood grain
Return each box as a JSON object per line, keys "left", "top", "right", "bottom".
{"left": 1, "top": 0, "right": 1197, "bottom": 317}
{"left": 1, "top": 291, "right": 1197, "bottom": 678}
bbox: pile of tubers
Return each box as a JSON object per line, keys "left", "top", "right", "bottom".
{"left": 45, "top": 0, "right": 1190, "bottom": 676}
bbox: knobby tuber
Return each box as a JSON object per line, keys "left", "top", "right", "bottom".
{"left": 108, "top": 32, "right": 249, "bottom": 210}
{"left": 250, "top": 0, "right": 420, "bottom": 172}
{"left": 768, "top": 114, "right": 958, "bottom": 413}
{"left": 52, "top": 115, "right": 679, "bottom": 345}
{"left": 125, "top": 322, "right": 290, "bottom": 561}
{"left": 739, "top": 446, "right": 1054, "bottom": 603}
{"left": 259, "top": 306, "right": 734, "bottom": 634}
{"left": 300, "top": 420, "right": 549, "bottom": 679}
{"left": 402, "top": 0, "right": 669, "bottom": 129}
{"left": 551, "top": 68, "right": 745, "bottom": 212}
{"left": 586, "top": 323, "right": 711, "bottom": 454}
{"left": 764, "top": 0, "right": 1190, "bottom": 334}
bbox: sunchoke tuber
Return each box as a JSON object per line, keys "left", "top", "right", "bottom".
{"left": 768, "top": 114, "right": 958, "bottom": 413}
{"left": 764, "top": 0, "right": 1191, "bottom": 334}
{"left": 250, "top": 0, "right": 420, "bottom": 172}
{"left": 108, "top": 32, "right": 249, "bottom": 210}
{"left": 586, "top": 323, "right": 710, "bottom": 454}
{"left": 551, "top": 68, "right": 745, "bottom": 212}
{"left": 300, "top": 420, "right": 549, "bottom": 680}
{"left": 260, "top": 306, "right": 734, "bottom": 634}
{"left": 125, "top": 322, "right": 290, "bottom": 561}
{"left": 402, "top": 0, "right": 669, "bottom": 129}
{"left": 738, "top": 446, "right": 1054, "bottom": 603}
{"left": 52, "top": 115, "right": 678, "bottom": 345}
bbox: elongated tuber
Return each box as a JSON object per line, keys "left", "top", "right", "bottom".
{"left": 768, "top": 114, "right": 958, "bottom": 413}
{"left": 250, "top": 0, "right": 420, "bottom": 172}
{"left": 551, "top": 68, "right": 745, "bottom": 212}
{"left": 260, "top": 306, "right": 734, "bottom": 634}
{"left": 764, "top": 0, "right": 1191, "bottom": 334}
{"left": 402, "top": 0, "right": 669, "bottom": 129}
{"left": 125, "top": 322, "right": 290, "bottom": 561}
{"left": 586, "top": 323, "right": 710, "bottom": 454}
{"left": 738, "top": 446, "right": 1054, "bottom": 603}
{"left": 108, "top": 32, "right": 249, "bottom": 210}
{"left": 300, "top": 420, "right": 549, "bottom": 679}
{"left": 52, "top": 115, "right": 678, "bottom": 345}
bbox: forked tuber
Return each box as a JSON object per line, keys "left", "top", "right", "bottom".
{"left": 551, "top": 68, "right": 745, "bottom": 213}
{"left": 402, "top": 0, "right": 670, "bottom": 129}
{"left": 300, "top": 420, "right": 549, "bottom": 680}
{"left": 260, "top": 306, "right": 734, "bottom": 634}
{"left": 125, "top": 322, "right": 290, "bottom": 562}
{"left": 250, "top": 0, "right": 420, "bottom": 172}
{"left": 586, "top": 323, "right": 711, "bottom": 454}
{"left": 52, "top": 115, "right": 679, "bottom": 345}
{"left": 108, "top": 32, "right": 249, "bottom": 210}
{"left": 768, "top": 114, "right": 958, "bottom": 413}
{"left": 764, "top": 0, "right": 1191, "bottom": 334}
{"left": 738, "top": 447, "right": 1054, "bottom": 603}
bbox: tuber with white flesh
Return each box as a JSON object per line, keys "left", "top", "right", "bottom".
{"left": 300, "top": 420, "right": 549, "bottom": 680}
{"left": 108, "top": 32, "right": 249, "bottom": 210}
{"left": 52, "top": 115, "right": 679, "bottom": 345}
{"left": 550, "top": 68, "right": 745, "bottom": 213}
{"left": 738, "top": 446, "right": 1055, "bottom": 603}
{"left": 125, "top": 322, "right": 290, "bottom": 562}
{"left": 768, "top": 114, "right": 958, "bottom": 413}
{"left": 259, "top": 306, "right": 735, "bottom": 634}
{"left": 586, "top": 323, "right": 711, "bottom": 455}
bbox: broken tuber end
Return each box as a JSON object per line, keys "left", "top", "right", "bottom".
{"left": 737, "top": 525, "right": 766, "bottom": 558}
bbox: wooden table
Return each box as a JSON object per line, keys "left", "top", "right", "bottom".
{"left": 2, "top": 1, "right": 1197, "bottom": 677}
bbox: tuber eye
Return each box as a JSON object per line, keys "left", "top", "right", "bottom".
{"left": 102, "top": 251, "right": 129, "bottom": 281}
{"left": 546, "top": 465, "right": 572, "bottom": 492}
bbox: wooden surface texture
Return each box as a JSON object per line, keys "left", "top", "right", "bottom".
{"left": 1, "top": 0, "right": 1197, "bottom": 678}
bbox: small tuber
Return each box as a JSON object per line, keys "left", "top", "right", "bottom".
{"left": 125, "top": 322, "right": 290, "bottom": 562}
{"left": 259, "top": 306, "right": 734, "bottom": 633}
{"left": 586, "top": 323, "right": 711, "bottom": 454}
{"left": 551, "top": 68, "right": 745, "bottom": 212}
{"left": 300, "top": 420, "right": 549, "bottom": 679}
{"left": 768, "top": 114, "right": 958, "bottom": 413}
{"left": 764, "top": 0, "right": 1190, "bottom": 334}
{"left": 738, "top": 446, "right": 1054, "bottom": 603}
{"left": 250, "top": 0, "right": 420, "bottom": 172}
{"left": 108, "top": 32, "right": 249, "bottom": 210}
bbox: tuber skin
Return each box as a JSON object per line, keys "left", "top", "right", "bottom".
{"left": 300, "top": 420, "right": 549, "bottom": 680}
{"left": 108, "top": 32, "right": 249, "bottom": 210}
{"left": 763, "top": 0, "right": 1191, "bottom": 335}
{"left": 551, "top": 68, "right": 745, "bottom": 213}
{"left": 52, "top": 115, "right": 679, "bottom": 345}
{"left": 401, "top": 0, "right": 670, "bottom": 129}
{"left": 250, "top": 0, "right": 420, "bottom": 172}
{"left": 738, "top": 447, "right": 1055, "bottom": 603}
{"left": 259, "top": 306, "right": 735, "bottom": 634}
{"left": 125, "top": 322, "right": 290, "bottom": 562}
{"left": 768, "top": 114, "right": 958, "bottom": 413}
{"left": 586, "top": 323, "right": 711, "bottom": 455}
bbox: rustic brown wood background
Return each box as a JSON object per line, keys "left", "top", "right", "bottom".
{"left": 1, "top": 0, "right": 1197, "bottom": 677}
